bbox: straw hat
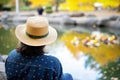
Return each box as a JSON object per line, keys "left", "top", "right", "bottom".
{"left": 15, "top": 16, "right": 57, "bottom": 46}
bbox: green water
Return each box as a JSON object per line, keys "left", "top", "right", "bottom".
{"left": 0, "top": 25, "right": 18, "bottom": 55}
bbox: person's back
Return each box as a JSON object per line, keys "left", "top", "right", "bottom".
{"left": 5, "top": 49, "right": 62, "bottom": 80}
{"left": 5, "top": 16, "right": 73, "bottom": 80}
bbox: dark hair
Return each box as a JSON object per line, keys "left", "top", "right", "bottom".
{"left": 16, "top": 42, "right": 45, "bottom": 57}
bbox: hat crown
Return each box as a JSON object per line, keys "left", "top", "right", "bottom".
{"left": 26, "top": 16, "right": 49, "bottom": 36}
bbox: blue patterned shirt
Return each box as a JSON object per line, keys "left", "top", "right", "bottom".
{"left": 5, "top": 49, "right": 63, "bottom": 80}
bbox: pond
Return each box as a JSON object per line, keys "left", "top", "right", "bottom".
{"left": 0, "top": 22, "right": 120, "bottom": 80}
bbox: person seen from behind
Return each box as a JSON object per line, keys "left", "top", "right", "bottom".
{"left": 5, "top": 16, "right": 73, "bottom": 80}
{"left": 37, "top": 5, "right": 44, "bottom": 15}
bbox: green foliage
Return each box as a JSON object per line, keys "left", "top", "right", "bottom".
{"left": 0, "top": 0, "right": 9, "bottom": 5}
{"left": 20, "top": 6, "right": 31, "bottom": 11}
{"left": 84, "top": 54, "right": 120, "bottom": 80}
{"left": 45, "top": 5, "right": 53, "bottom": 14}
{"left": 59, "top": 0, "right": 66, "bottom": 3}
{"left": 0, "top": 0, "right": 10, "bottom": 11}
{"left": 98, "top": 58, "right": 120, "bottom": 80}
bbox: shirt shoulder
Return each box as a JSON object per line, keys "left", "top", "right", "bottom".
{"left": 8, "top": 49, "right": 19, "bottom": 56}
{"left": 6, "top": 49, "right": 22, "bottom": 62}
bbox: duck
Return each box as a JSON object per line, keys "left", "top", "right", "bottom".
{"left": 71, "top": 36, "right": 80, "bottom": 47}
{"left": 108, "top": 35, "right": 117, "bottom": 44}
{"left": 91, "top": 39, "right": 100, "bottom": 47}
{"left": 99, "top": 34, "right": 109, "bottom": 44}
{"left": 82, "top": 37, "right": 91, "bottom": 47}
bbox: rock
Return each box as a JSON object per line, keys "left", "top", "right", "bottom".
{"left": 86, "top": 14, "right": 96, "bottom": 18}
{"left": 2, "top": 55, "right": 8, "bottom": 62}
{"left": 0, "top": 11, "right": 9, "bottom": 22}
{"left": 96, "top": 17, "right": 111, "bottom": 27}
{"left": 47, "top": 13, "right": 76, "bottom": 25}
{"left": 69, "top": 12, "right": 85, "bottom": 17}
{"left": 0, "top": 62, "right": 5, "bottom": 72}
{"left": 0, "top": 72, "right": 6, "bottom": 80}
{"left": 73, "top": 17, "right": 97, "bottom": 27}
{"left": 103, "top": 17, "right": 120, "bottom": 28}
{"left": 0, "top": 55, "right": 3, "bottom": 62}
{"left": 109, "top": 15, "right": 120, "bottom": 20}
{"left": 97, "top": 16, "right": 120, "bottom": 28}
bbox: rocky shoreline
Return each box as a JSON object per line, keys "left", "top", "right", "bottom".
{"left": 0, "top": 11, "right": 120, "bottom": 28}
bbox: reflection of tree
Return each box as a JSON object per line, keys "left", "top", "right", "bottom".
{"left": 98, "top": 58, "right": 120, "bottom": 80}
{"left": 84, "top": 54, "right": 120, "bottom": 80}
{"left": 61, "top": 31, "right": 120, "bottom": 80}
{"left": 61, "top": 31, "right": 120, "bottom": 65}
{"left": 84, "top": 53, "right": 100, "bottom": 70}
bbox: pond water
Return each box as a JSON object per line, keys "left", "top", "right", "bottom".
{"left": 0, "top": 22, "right": 120, "bottom": 80}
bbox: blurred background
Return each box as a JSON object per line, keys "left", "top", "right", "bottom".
{"left": 0, "top": 0, "right": 120, "bottom": 12}
{"left": 0, "top": 0, "right": 120, "bottom": 80}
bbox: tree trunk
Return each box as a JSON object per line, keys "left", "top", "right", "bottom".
{"left": 55, "top": 0, "right": 60, "bottom": 12}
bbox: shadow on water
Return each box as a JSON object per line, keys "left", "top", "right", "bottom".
{"left": 0, "top": 22, "right": 120, "bottom": 80}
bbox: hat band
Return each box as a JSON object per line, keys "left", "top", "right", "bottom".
{"left": 26, "top": 32, "right": 49, "bottom": 39}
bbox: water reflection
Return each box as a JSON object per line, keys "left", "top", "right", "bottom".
{"left": 0, "top": 23, "right": 120, "bottom": 80}
{"left": 61, "top": 30, "right": 120, "bottom": 80}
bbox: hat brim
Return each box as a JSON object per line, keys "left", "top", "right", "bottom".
{"left": 15, "top": 24, "right": 57, "bottom": 46}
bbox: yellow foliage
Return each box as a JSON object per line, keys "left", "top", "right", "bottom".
{"left": 97, "top": 0, "right": 119, "bottom": 8}
{"left": 60, "top": 0, "right": 95, "bottom": 11}
{"left": 29, "top": 0, "right": 119, "bottom": 11}
{"left": 60, "top": 0, "right": 119, "bottom": 11}
{"left": 29, "top": 0, "right": 53, "bottom": 7}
